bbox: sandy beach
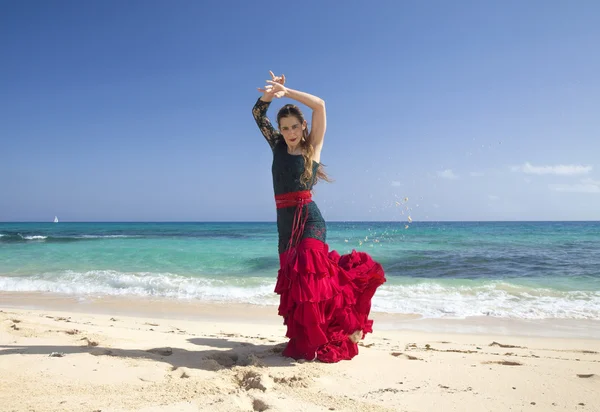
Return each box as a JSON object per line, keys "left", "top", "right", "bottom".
{"left": 1, "top": 292, "right": 599, "bottom": 412}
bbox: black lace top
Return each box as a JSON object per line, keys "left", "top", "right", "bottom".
{"left": 252, "top": 98, "right": 327, "bottom": 253}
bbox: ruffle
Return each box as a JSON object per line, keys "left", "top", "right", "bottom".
{"left": 275, "top": 238, "right": 386, "bottom": 363}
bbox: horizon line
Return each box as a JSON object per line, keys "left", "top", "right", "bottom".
{"left": 2, "top": 220, "right": 600, "bottom": 224}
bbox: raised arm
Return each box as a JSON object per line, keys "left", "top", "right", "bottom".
{"left": 252, "top": 97, "right": 280, "bottom": 150}
{"left": 253, "top": 71, "right": 286, "bottom": 150}
{"left": 284, "top": 88, "right": 326, "bottom": 152}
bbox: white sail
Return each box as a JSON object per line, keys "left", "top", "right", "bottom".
{"left": 54, "top": 216, "right": 59, "bottom": 223}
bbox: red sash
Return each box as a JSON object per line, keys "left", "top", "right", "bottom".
{"left": 275, "top": 190, "right": 312, "bottom": 251}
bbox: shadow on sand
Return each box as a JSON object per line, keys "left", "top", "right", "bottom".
{"left": 0, "top": 336, "right": 296, "bottom": 371}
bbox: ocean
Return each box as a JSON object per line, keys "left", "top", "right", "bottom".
{"left": 1, "top": 221, "right": 599, "bottom": 320}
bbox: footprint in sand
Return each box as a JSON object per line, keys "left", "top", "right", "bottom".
{"left": 204, "top": 352, "right": 238, "bottom": 367}
{"left": 421, "top": 344, "right": 478, "bottom": 354}
{"left": 368, "top": 388, "right": 400, "bottom": 395}
{"left": 171, "top": 367, "right": 191, "bottom": 379}
{"left": 489, "top": 341, "right": 526, "bottom": 349}
{"left": 438, "top": 384, "right": 474, "bottom": 394}
{"left": 6, "top": 319, "right": 21, "bottom": 330}
{"left": 80, "top": 337, "right": 99, "bottom": 347}
{"left": 237, "top": 369, "right": 273, "bottom": 392}
{"left": 391, "top": 352, "right": 423, "bottom": 361}
{"left": 482, "top": 360, "right": 522, "bottom": 366}
{"left": 197, "top": 359, "right": 223, "bottom": 371}
{"left": 49, "top": 352, "right": 65, "bottom": 357}
{"left": 272, "top": 374, "right": 311, "bottom": 388}
{"left": 145, "top": 347, "right": 173, "bottom": 356}
{"left": 241, "top": 353, "right": 265, "bottom": 368}
{"left": 252, "top": 398, "right": 270, "bottom": 412}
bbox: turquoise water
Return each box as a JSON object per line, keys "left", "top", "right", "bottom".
{"left": 1, "top": 221, "right": 599, "bottom": 319}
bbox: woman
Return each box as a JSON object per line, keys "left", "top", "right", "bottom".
{"left": 252, "top": 71, "right": 386, "bottom": 363}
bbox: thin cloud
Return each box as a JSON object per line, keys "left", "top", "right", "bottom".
{"left": 586, "top": 178, "right": 600, "bottom": 185}
{"left": 438, "top": 169, "right": 459, "bottom": 179}
{"left": 470, "top": 171, "right": 484, "bottom": 177}
{"left": 512, "top": 162, "right": 592, "bottom": 176}
{"left": 549, "top": 178, "right": 600, "bottom": 193}
{"left": 391, "top": 181, "right": 403, "bottom": 187}
{"left": 488, "top": 195, "right": 499, "bottom": 201}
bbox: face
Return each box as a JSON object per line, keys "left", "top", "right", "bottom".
{"left": 279, "top": 115, "right": 307, "bottom": 149}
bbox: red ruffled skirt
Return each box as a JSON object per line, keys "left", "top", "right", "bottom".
{"left": 275, "top": 237, "right": 386, "bottom": 363}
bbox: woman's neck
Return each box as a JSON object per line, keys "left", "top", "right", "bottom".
{"left": 287, "top": 146, "right": 304, "bottom": 156}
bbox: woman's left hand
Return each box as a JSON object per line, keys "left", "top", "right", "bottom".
{"left": 270, "top": 70, "right": 286, "bottom": 86}
{"left": 259, "top": 80, "right": 287, "bottom": 98}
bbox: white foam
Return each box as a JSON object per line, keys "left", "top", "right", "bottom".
{"left": 21, "top": 235, "right": 48, "bottom": 240}
{"left": 0, "top": 271, "right": 280, "bottom": 306}
{"left": 0, "top": 273, "right": 598, "bottom": 320}
{"left": 371, "top": 282, "right": 600, "bottom": 319}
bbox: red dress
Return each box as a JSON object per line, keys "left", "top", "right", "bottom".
{"left": 253, "top": 98, "right": 386, "bottom": 363}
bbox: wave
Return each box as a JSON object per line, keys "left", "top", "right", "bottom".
{"left": 0, "top": 271, "right": 279, "bottom": 306}
{"left": 22, "top": 235, "right": 48, "bottom": 240}
{"left": 0, "top": 233, "right": 140, "bottom": 243}
{"left": 1, "top": 272, "right": 599, "bottom": 320}
{"left": 374, "top": 282, "right": 600, "bottom": 319}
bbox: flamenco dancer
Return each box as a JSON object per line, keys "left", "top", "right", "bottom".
{"left": 252, "top": 71, "right": 386, "bottom": 363}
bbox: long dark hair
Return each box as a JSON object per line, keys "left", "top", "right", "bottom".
{"left": 277, "top": 104, "right": 331, "bottom": 187}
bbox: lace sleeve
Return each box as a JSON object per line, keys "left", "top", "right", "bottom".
{"left": 252, "top": 98, "right": 280, "bottom": 150}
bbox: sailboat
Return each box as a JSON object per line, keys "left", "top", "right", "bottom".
{"left": 53, "top": 216, "right": 59, "bottom": 223}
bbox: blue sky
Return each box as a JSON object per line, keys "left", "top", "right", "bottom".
{"left": 2, "top": 0, "right": 599, "bottom": 222}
